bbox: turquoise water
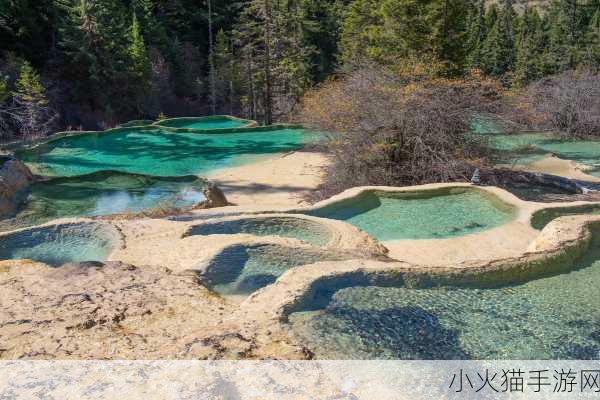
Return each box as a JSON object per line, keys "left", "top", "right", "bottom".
{"left": 531, "top": 205, "right": 600, "bottom": 230}
{"left": 202, "top": 244, "right": 342, "bottom": 301}
{"left": 156, "top": 117, "right": 251, "bottom": 130}
{"left": 18, "top": 128, "right": 318, "bottom": 177}
{"left": 289, "top": 233, "right": 600, "bottom": 359}
{"left": 308, "top": 188, "right": 515, "bottom": 240}
{"left": 486, "top": 132, "right": 600, "bottom": 176}
{"left": 187, "top": 217, "right": 332, "bottom": 246}
{"left": 1, "top": 172, "right": 205, "bottom": 232}
{"left": 0, "top": 223, "right": 118, "bottom": 267}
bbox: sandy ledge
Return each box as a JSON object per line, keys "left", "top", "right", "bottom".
{"left": 207, "top": 150, "right": 331, "bottom": 207}
{"left": 5, "top": 146, "right": 600, "bottom": 358}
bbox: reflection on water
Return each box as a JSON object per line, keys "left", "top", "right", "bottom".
{"left": 289, "top": 232, "right": 600, "bottom": 360}
{"left": 187, "top": 216, "right": 333, "bottom": 246}
{"left": 202, "top": 244, "right": 343, "bottom": 302}
{"left": 18, "top": 128, "right": 320, "bottom": 177}
{"left": 0, "top": 172, "right": 206, "bottom": 232}
{"left": 0, "top": 223, "right": 118, "bottom": 267}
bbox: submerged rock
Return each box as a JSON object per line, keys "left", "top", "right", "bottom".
{"left": 0, "top": 157, "right": 34, "bottom": 219}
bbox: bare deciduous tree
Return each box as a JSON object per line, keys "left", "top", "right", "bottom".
{"left": 297, "top": 64, "right": 503, "bottom": 198}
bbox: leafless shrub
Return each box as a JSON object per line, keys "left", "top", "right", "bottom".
{"left": 508, "top": 70, "right": 600, "bottom": 138}
{"left": 296, "top": 64, "right": 503, "bottom": 198}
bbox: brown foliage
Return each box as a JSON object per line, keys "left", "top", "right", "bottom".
{"left": 506, "top": 70, "right": 600, "bottom": 138}
{"left": 296, "top": 64, "right": 504, "bottom": 197}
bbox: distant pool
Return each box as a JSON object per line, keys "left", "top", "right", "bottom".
{"left": 531, "top": 205, "right": 600, "bottom": 230}
{"left": 1, "top": 172, "right": 205, "bottom": 232}
{"left": 485, "top": 132, "right": 600, "bottom": 176}
{"left": 18, "top": 128, "right": 319, "bottom": 177}
{"left": 289, "top": 231, "right": 600, "bottom": 359}
{"left": 307, "top": 188, "right": 516, "bottom": 240}
{"left": 156, "top": 116, "right": 253, "bottom": 130}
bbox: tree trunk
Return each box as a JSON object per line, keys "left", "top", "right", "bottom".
{"left": 208, "top": 0, "right": 217, "bottom": 115}
{"left": 263, "top": 0, "right": 273, "bottom": 125}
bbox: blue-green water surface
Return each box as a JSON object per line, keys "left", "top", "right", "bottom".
{"left": 0, "top": 172, "right": 205, "bottom": 232}
{"left": 158, "top": 117, "right": 251, "bottom": 130}
{"left": 187, "top": 216, "right": 332, "bottom": 246}
{"left": 202, "top": 244, "right": 342, "bottom": 301}
{"left": 308, "top": 188, "right": 515, "bottom": 240}
{"left": 289, "top": 233, "right": 600, "bottom": 359}
{"left": 0, "top": 223, "right": 118, "bottom": 267}
{"left": 18, "top": 128, "right": 318, "bottom": 177}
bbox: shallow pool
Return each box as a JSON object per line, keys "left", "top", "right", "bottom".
{"left": 201, "top": 244, "right": 342, "bottom": 301}
{"left": 307, "top": 188, "right": 515, "bottom": 240}
{"left": 289, "top": 232, "right": 600, "bottom": 359}
{"left": 531, "top": 205, "right": 600, "bottom": 230}
{"left": 485, "top": 133, "right": 600, "bottom": 176}
{"left": 156, "top": 117, "right": 252, "bottom": 130}
{"left": 1, "top": 172, "right": 205, "bottom": 232}
{"left": 18, "top": 128, "right": 319, "bottom": 177}
{"left": 187, "top": 216, "right": 333, "bottom": 246}
{"left": 0, "top": 222, "right": 119, "bottom": 267}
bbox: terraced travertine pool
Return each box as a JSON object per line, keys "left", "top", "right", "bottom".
{"left": 156, "top": 116, "right": 252, "bottom": 130}
{"left": 0, "top": 222, "right": 120, "bottom": 267}
{"left": 201, "top": 244, "right": 342, "bottom": 301}
{"left": 18, "top": 127, "right": 318, "bottom": 177}
{"left": 0, "top": 172, "right": 205, "bottom": 232}
{"left": 186, "top": 216, "right": 333, "bottom": 246}
{"left": 484, "top": 132, "right": 600, "bottom": 176}
{"left": 307, "top": 188, "right": 516, "bottom": 240}
{"left": 288, "top": 230, "right": 600, "bottom": 359}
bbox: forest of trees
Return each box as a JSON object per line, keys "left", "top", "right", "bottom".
{"left": 0, "top": 0, "right": 598, "bottom": 139}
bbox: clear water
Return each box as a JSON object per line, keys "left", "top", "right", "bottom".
{"left": 202, "top": 244, "right": 342, "bottom": 301}
{"left": 289, "top": 233, "right": 600, "bottom": 359}
{"left": 307, "top": 188, "right": 515, "bottom": 241}
{"left": 486, "top": 133, "right": 600, "bottom": 176}
{"left": 18, "top": 128, "right": 318, "bottom": 177}
{"left": 0, "top": 172, "right": 205, "bottom": 232}
{"left": 531, "top": 205, "right": 600, "bottom": 230}
{"left": 187, "top": 217, "right": 332, "bottom": 246}
{"left": 0, "top": 223, "right": 118, "bottom": 267}
{"left": 156, "top": 117, "right": 251, "bottom": 130}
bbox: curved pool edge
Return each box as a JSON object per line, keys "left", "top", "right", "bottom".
{"left": 0, "top": 218, "right": 126, "bottom": 268}
{"left": 240, "top": 214, "right": 600, "bottom": 323}
{"left": 152, "top": 115, "right": 258, "bottom": 131}
{"left": 182, "top": 213, "right": 388, "bottom": 258}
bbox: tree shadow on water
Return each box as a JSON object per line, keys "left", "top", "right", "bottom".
{"left": 324, "top": 304, "right": 471, "bottom": 360}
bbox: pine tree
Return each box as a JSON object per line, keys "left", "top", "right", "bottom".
{"left": 12, "top": 61, "right": 55, "bottom": 135}
{"left": 583, "top": 8, "right": 600, "bottom": 68}
{"left": 214, "top": 29, "right": 240, "bottom": 114}
{"left": 58, "top": 0, "right": 132, "bottom": 117}
{"left": 514, "top": 8, "right": 545, "bottom": 86}
{"left": 480, "top": 0, "right": 516, "bottom": 77}
{"left": 338, "top": 0, "right": 384, "bottom": 65}
{"left": 429, "top": 0, "right": 471, "bottom": 76}
{"left": 128, "top": 12, "right": 151, "bottom": 114}
{"left": 466, "top": 0, "right": 488, "bottom": 71}
{"left": 134, "top": 0, "right": 168, "bottom": 47}
{"left": 234, "top": 0, "right": 313, "bottom": 124}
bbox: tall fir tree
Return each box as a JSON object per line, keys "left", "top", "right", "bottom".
{"left": 429, "top": 0, "right": 471, "bottom": 76}
{"left": 128, "top": 12, "right": 151, "bottom": 114}
{"left": 514, "top": 7, "right": 546, "bottom": 86}
{"left": 480, "top": 0, "right": 516, "bottom": 77}
{"left": 583, "top": 8, "right": 600, "bottom": 68}
{"left": 466, "top": 0, "right": 488, "bottom": 72}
